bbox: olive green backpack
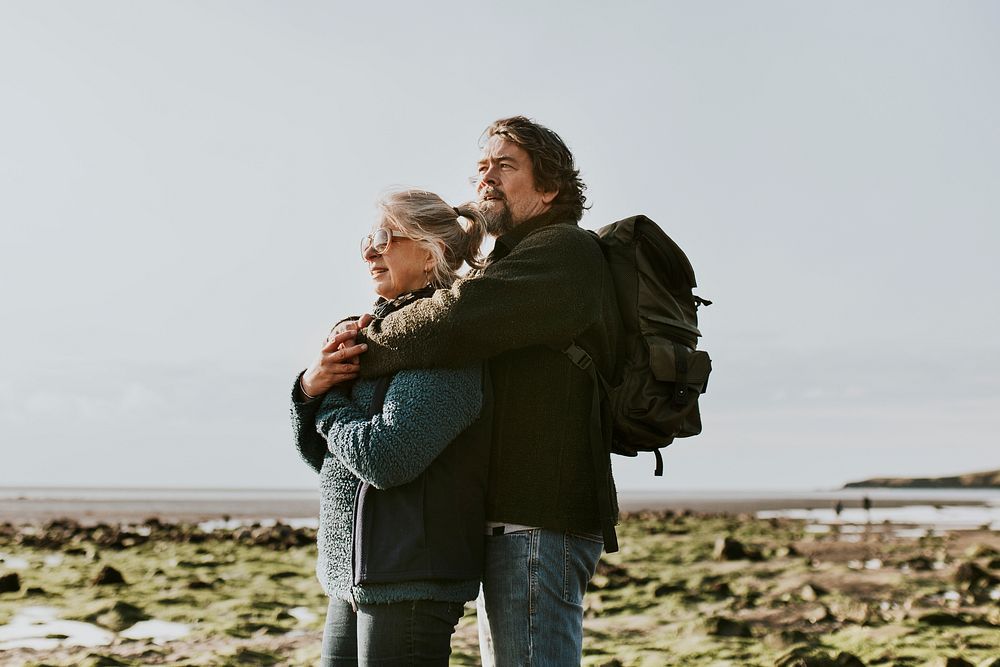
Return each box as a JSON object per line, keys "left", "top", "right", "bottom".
{"left": 564, "top": 215, "right": 712, "bottom": 551}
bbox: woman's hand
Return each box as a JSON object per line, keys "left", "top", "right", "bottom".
{"left": 300, "top": 328, "right": 368, "bottom": 398}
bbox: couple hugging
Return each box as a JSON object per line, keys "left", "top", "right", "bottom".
{"left": 291, "top": 115, "right": 621, "bottom": 666}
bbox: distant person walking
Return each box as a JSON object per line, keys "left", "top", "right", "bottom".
{"left": 862, "top": 495, "right": 873, "bottom": 540}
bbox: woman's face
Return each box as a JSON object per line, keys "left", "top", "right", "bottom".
{"left": 363, "top": 225, "right": 433, "bottom": 300}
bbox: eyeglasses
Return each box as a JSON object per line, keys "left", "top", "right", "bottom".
{"left": 361, "top": 228, "right": 413, "bottom": 258}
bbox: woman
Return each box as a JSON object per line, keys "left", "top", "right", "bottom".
{"left": 290, "top": 189, "right": 490, "bottom": 666}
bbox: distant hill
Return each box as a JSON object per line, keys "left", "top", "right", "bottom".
{"left": 843, "top": 469, "right": 1000, "bottom": 489}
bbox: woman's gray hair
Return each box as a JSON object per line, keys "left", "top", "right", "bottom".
{"left": 377, "top": 189, "right": 487, "bottom": 289}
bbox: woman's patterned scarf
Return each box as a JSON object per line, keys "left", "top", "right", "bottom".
{"left": 370, "top": 286, "right": 437, "bottom": 320}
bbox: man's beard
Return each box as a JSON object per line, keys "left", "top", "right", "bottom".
{"left": 481, "top": 198, "right": 515, "bottom": 237}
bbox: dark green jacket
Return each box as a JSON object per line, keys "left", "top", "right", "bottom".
{"left": 358, "top": 210, "right": 621, "bottom": 533}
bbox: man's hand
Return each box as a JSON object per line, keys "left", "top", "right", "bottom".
{"left": 300, "top": 329, "right": 368, "bottom": 398}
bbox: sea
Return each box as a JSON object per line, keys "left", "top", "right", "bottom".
{"left": 0, "top": 486, "right": 997, "bottom": 532}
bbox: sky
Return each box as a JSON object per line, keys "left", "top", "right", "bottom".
{"left": 1, "top": 1, "right": 998, "bottom": 491}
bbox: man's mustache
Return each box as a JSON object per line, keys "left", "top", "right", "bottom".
{"left": 479, "top": 187, "right": 505, "bottom": 201}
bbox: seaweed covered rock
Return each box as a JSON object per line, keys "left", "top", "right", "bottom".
{"left": 589, "top": 560, "right": 640, "bottom": 591}
{"left": 714, "top": 536, "right": 750, "bottom": 560}
{"left": 87, "top": 600, "right": 150, "bottom": 631}
{"left": 800, "top": 583, "right": 828, "bottom": 601}
{"left": 217, "top": 647, "right": 281, "bottom": 665}
{"left": 653, "top": 580, "right": 686, "bottom": 596}
{"left": 918, "top": 611, "right": 974, "bottom": 626}
{"left": 901, "top": 555, "right": 935, "bottom": 571}
{"left": 774, "top": 544, "right": 801, "bottom": 558}
{"left": 706, "top": 580, "right": 734, "bottom": 599}
{"left": 775, "top": 647, "right": 866, "bottom": 667}
{"left": 964, "top": 544, "right": 998, "bottom": 559}
{"left": 0, "top": 571, "right": 21, "bottom": 593}
{"left": 763, "top": 629, "right": 812, "bottom": 648}
{"left": 803, "top": 604, "right": 831, "bottom": 624}
{"left": 924, "top": 658, "right": 975, "bottom": 667}
{"left": 92, "top": 565, "right": 126, "bottom": 586}
{"left": 706, "top": 615, "right": 753, "bottom": 637}
{"left": 230, "top": 522, "right": 313, "bottom": 549}
{"left": 79, "top": 654, "right": 134, "bottom": 667}
{"left": 954, "top": 561, "right": 1000, "bottom": 597}
{"left": 829, "top": 600, "right": 872, "bottom": 625}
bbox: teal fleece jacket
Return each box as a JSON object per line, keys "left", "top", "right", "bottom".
{"left": 292, "top": 366, "right": 482, "bottom": 604}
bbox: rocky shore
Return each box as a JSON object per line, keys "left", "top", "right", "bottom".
{"left": 1, "top": 512, "right": 998, "bottom": 666}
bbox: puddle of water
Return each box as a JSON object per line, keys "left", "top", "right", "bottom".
{"left": 197, "top": 517, "right": 318, "bottom": 532}
{"left": 838, "top": 525, "right": 867, "bottom": 534}
{"left": 288, "top": 607, "right": 318, "bottom": 624}
{"left": 758, "top": 504, "right": 999, "bottom": 531}
{"left": 0, "top": 553, "right": 30, "bottom": 570}
{"left": 120, "top": 619, "right": 190, "bottom": 642}
{"left": 8, "top": 606, "right": 58, "bottom": 622}
{"left": 0, "top": 606, "right": 190, "bottom": 649}
{"left": 0, "top": 606, "right": 114, "bottom": 650}
{"left": 891, "top": 527, "right": 929, "bottom": 539}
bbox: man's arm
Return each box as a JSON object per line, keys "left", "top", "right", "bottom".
{"left": 357, "top": 224, "right": 604, "bottom": 378}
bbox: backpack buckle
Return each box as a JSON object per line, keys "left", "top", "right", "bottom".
{"left": 562, "top": 343, "right": 593, "bottom": 371}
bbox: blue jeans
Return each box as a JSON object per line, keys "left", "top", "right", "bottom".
{"left": 477, "top": 528, "right": 604, "bottom": 666}
{"left": 320, "top": 597, "right": 466, "bottom": 666}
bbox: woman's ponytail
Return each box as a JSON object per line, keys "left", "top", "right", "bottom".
{"left": 452, "top": 202, "right": 486, "bottom": 270}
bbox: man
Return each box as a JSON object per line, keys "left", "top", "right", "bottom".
{"left": 303, "top": 116, "right": 620, "bottom": 665}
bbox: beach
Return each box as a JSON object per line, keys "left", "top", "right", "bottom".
{"left": 1, "top": 488, "right": 998, "bottom": 666}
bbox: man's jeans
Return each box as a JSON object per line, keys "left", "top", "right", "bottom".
{"left": 477, "top": 528, "right": 604, "bottom": 666}
{"left": 320, "top": 597, "right": 465, "bottom": 666}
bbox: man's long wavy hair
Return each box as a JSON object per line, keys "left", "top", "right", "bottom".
{"left": 483, "top": 116, "right": 588, "bottom": 222}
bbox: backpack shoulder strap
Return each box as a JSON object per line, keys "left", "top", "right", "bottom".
{"left": 562, "top": 342, "right": 619, "bottom": 553}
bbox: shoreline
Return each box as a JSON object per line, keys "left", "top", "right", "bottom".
{"left": 0, "top": 487, "right": 997, "bottom": 525}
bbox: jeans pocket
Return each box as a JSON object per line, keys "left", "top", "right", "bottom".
{"left": 563, "top": 532, "right": 604, "bottom": 605}
{"left": 567, "top": 530, "right": 604, "bottom": 545}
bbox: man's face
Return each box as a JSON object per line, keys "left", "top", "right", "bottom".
{"left": 476, "top": 136, "right": 557, "bottom": 236}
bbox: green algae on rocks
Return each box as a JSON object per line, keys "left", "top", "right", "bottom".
{"left": 1, "top": 513, "right": 998, "bottom": 666}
